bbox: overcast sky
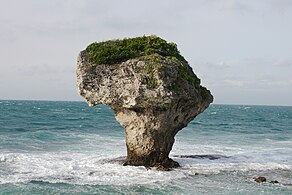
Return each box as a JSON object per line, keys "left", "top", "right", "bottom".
{"left": 1, "top": 0, "right": 292, "bottom": 106}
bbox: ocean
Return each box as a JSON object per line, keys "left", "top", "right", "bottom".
{"left": 0, "top": 100, "right": 291, "bottom": 194}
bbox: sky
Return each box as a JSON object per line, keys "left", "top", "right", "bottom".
{"left": 0, "top": 0, "right": 292, "bottom": 106}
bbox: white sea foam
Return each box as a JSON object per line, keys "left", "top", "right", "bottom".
{"left": 0, "top": 152, "right": 186, "bottom": 185}
{"left": 178, "top": 159, "right": 291, "bottom": 175}
{"left": 0, "top": 151, "right": 291, "bottom": 186}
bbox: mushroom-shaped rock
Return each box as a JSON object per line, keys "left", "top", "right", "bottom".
{"left": 76, "top": 36, "right": 213, "bottom": 169}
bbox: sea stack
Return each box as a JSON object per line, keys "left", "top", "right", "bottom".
{"left": 76, "top": 36, "right": 213, "bottom": 169}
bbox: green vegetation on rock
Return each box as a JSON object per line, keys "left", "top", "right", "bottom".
{"left": 86, "top": 35, "right": 203, "bottom": 90}
{"left": 86, "top": 35, "right": 188, "bottom": 65}
{"left": 142, "top": 61, "right": 161, "bottom": 89}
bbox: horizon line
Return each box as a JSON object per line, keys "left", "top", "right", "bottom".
{"left": 1, "top": 99, "right": 291, "bottom": 107}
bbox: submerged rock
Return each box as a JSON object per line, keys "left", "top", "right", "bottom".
{"left": 253, "top": 176, "right": 280, "bottom": 184}
{"left": 270, "top": 180, "right": 279, "bottom": 184}
{"left": 76, "top": 36, "right": 213, "bottom": 169}
{"left": 253, "top": 176, "right": 267, "bottom": 183}
{"left": 173, "top": 154, "right": 229, "bottom": 160}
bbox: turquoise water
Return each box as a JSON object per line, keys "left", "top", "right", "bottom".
{"left": 0, "top": 100, "right": 292, "bottom": 194}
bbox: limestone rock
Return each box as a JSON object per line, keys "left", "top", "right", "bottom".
{"left": 253, "top": 176, "right": 267, "bottom": 183}
{"left": 76, "top": 36, "right": 213, "bottom": 169}
{"left": 270, "top": 180, "right": 279, "bottom": 184}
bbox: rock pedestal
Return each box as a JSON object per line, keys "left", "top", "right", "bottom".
{"left": 77, "top": 37, "right": 213, "bottom": 169}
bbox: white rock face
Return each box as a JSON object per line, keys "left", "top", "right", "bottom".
{"left": 77, "top": 50, "right": 213, "bottom": 169}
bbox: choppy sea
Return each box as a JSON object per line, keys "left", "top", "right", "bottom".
{"left": 0, "top": 100, "right": 291, "bottom": 194}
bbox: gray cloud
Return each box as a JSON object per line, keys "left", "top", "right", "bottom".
{"left": 273, "top": 59, "right": 292, "bottom": 67}
{"left": 198, "top": 60, "right": 240, "bottom": 69}
{"left": 16, "top": 64, "right": 69, "bottom": 76}
{"left": 219, "top": 0, "right": 292, "bottom": 13}
{"left": 221, "top": 0, "right": 252, "bottom": 12}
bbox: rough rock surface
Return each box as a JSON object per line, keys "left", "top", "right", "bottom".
{"left": 76, "top": 38, "right": 213, "bottom": 169}
{"left": 253, "top": 176, "right": 267, "bottom": 183}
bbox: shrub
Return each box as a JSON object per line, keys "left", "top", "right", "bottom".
{"left": 86, "top": 35, "right": 188, "bottom": 65}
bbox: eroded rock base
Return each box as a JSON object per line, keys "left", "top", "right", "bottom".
{"left": 123, "top": 155, "right": 179, "bottom": 171}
